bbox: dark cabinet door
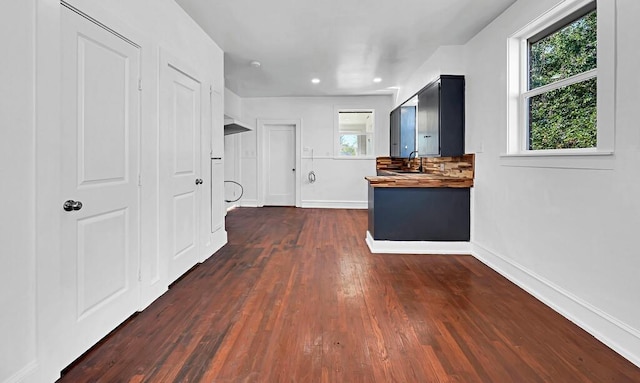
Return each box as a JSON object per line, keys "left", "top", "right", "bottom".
{"left": 416, "top": 75, "right": 465, "bottom": 157}
{"left": 439, "top": 76, "right": 465, "bottom": 157}
{"left": 418, "top": 81, "right": 440, "bottom": 156}
{"left": 399, "top": 106, "right": 416, "bottom": 157}
{"left": 389, "top": 107, "right": 401, "bottom": 157}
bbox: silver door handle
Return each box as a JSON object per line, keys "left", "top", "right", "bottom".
{"left": 195, "top": 178, "right": 203, "bottom": 185}
{"left": 63, "top": 200, "right": 83, "bottom": 212}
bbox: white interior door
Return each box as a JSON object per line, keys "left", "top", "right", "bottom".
{"left": 162, "top": 61, "right": 202, "bottom": 283}
{"left": 265, "top": 125, "right": 295, "bottom": 206}
{"left": 60, "top": 5, "right": 141, "bottom": 364}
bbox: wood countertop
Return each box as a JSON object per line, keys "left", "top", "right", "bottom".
{"left": 365, "top": 172, "right": 473, "bottom": 188}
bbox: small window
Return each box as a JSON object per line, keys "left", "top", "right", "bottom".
{"left": 336, "top": 110, "right": 374, "bottom": 157}
{"left": 526, "top": 7, "right": 597, "bottom": 150}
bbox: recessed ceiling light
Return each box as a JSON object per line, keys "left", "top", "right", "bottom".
{"left": 373, "top": 77, "right": 382, "bottom": 83}
{"left": 249, "top": 60, "right": 261, "bottom": 68}
{"left": 311, "top": 78, "right": 321, "bottom": 84}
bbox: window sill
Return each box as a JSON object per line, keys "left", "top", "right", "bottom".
{"left": 499, "top": 149, "right": 614, "bottom": 170}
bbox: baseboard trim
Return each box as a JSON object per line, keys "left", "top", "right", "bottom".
{"left": 301, "top": 200, "right": 367, "bottom": 209}
{"left": 472, "top": 242, "right": 640, "bottom": 368}
{"left": 208, "top": 230, "right": 228, "bottom": 260}
{"left": 238, "top": 199, "right": 258, "bottom": 208}
{"left": 365, "top": 231, "right": 472, "bottom": 254}
{"left": 3, "top": 360, "right": 38, "bottom": 383}
{"left": 225, "top": 204, "right": 239, "bottom": 212}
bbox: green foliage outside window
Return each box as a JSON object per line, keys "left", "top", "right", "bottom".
{"left": 528, "top": 10, "right": 597, "bottom": 150}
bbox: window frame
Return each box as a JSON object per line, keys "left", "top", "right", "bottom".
{"left": 334, "top": 107, "right": 376, "bottom": 159}
{"left": 505, "top": 0, "right": 615, "bottom": 167}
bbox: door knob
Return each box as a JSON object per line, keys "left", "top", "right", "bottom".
{"left": 63, "top": 200, "right": 83, "bottom": 212}
{"left": 195, "top": 178, "right": 203, "bottom": 185}
{"left": 292, "top": 168, "right": 296, "bottom": 172}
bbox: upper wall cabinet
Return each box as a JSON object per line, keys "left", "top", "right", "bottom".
{"left": 389, "top": 97, "right": 417, "bottom": 158}
{"left": 390, "top": 107, "right": 400, "bottom": 157}
{"left": 417, "top": 75, "right": 465, "bottom": 157}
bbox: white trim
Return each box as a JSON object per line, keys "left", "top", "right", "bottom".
{"left": 301, "top": 155, "right": 333, "bottom": 160}
{"left": 207, "top": 229, "right": 228, "bottom": 261}
{"left": 301, "top": 200, "right": 367, "bottom": 209}
{"left": 366, "top": 232, "right": 472, "bottom": 254}
{"left": 500, "top": 151, "right": 615, "bottom": 170}
{"left": 36, "top": 0, "right": 64, "bottom": 380}
{"left": 257, "top": 119, "right": 302, "bottom": 208}
{"left": 471, "top": 242, "right": 640, "bottom": 368}
{"left": 523, "top": 68, "right": 597, "bottom": 99}
{"left": 3, "top": 361, "right": 38, "bottom": 383}
{"left": 238, "top": 199, "right": 259, "bottom": 208}
{"left": 501, "top": 148, "right": 612, "bottom": 157}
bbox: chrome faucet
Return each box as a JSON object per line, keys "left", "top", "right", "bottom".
{"left": 408, "top": 151, "right": 422, "bottom": 172}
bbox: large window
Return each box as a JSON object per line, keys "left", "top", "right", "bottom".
{"left": 527, "top": 6, "right": 596, "bottom": 150}
{"left": 336, "top": 110, "right": 374, "bottom": 157}
{"left": 507, "top": 0, "right": 614, "bottom": 160}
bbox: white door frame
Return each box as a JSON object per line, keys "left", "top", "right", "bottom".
{"left": 257, "top": 119, "right": 302, "bottom": 207}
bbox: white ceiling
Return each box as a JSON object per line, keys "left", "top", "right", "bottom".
{"left": 175, "top": 0, "right": 516, "bottom": 98}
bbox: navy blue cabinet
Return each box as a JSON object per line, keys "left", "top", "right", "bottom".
{"left": 417, "top": 75, "right": 465, "bottom": 157}
{"left": 400, "top": 106, "right": 416, "bottom": 157}
{"left": 389, "top": 105, "right": 417, "bottom": 158}
{"left": 390, "top": 107, "right": 400, "bottom": 157}
{"left": 368, "top": 186, "right": 470, "bottom": 241}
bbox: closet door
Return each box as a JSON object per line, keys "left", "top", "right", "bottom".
{"left": 60, "top": 4, "right": 141, "bottom": 365}
{"left": 160, "top": 57, "right": 204, "bottom": 283}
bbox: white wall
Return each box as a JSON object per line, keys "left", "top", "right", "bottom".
{"left": 235, "top": 96, "right": 392, "bottom": 208}
{"left": 468, "top": 0, "right": 640, "bottom": 366}
{"left": 394, "top": 45, "right": 467, "bottom": 107}
{"left": 223, "top": 89, "right": 242, "bottom": 210}
{"left": 224, "top": 88, "right": 242, "bottom": 120}
{"left": 398, "top": 0, "right": 640, "bottom": 367}
{"left": 0, "top": 1, "right": 37, "bottom": 382}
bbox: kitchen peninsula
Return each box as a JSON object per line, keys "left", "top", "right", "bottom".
{"left": 365, "top": 154, "right": 474, "bottom": 241}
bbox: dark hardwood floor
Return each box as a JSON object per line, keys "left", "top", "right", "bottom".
{"left": 58, "top": 207, "right": 640, "bottom": 382}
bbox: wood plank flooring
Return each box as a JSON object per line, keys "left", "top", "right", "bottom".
{"left": 58, "top": 207, "right": 640, "bottom": 382}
